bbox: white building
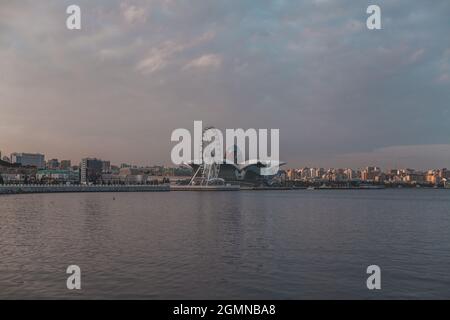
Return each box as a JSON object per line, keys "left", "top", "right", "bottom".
{"left": 36, "top": 170, "right": 80, "bottom": 184}
{"left": 0, "top": 173, "right": 27, "bottom": 183}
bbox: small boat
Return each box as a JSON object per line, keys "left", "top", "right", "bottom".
{"left": 307, "top": 186, "right": 315, "bottom": 190}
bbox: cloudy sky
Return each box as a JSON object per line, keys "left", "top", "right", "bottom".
{"left": 1, "top": 0, "right": 449, "bottom": 169}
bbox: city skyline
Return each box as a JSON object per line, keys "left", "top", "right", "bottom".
{"left": 1, "top": 1, "right": 450, "bottom": 168}
{"left": 1, "top": 149, "right": 449, "bottom": 188}
{"left": 1, "top": 148, "right": 449, "bottom": 173}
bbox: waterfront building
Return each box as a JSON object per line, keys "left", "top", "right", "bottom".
{"left": 10, "top": 153, "right": 45, "bottom": 169}
{"left": 286, "top": 169, "right": 297, "bottom": 181}
{"left": 361, "top": 170, "right": 368, "bottom": 181}
{"left": 187, "top": 160, "right": 285, "bottom": 187}
{"left": 361, "top": 166, "right": 381, "bottom": 181}
{"left": 36, "top": 169, "right": 80, "bottom": 184}
{"left": 118, "top": 167, "right": 148, "bottom": 184}
{"left": 119, "top": 167, "right": 140, "bottom": 176}
{"left": 317, "top": 168, "right": 325, "bottom": 179}
{"left": 403, "top": 173, "right": 425, "bottom": 184}
{"left": 47, "top": 159, "right": 60, "bottom": 170}
{"left": 110, "top": 165, "right": 120, "bottom": 174}
{"left": 390, "top": 169, "right": 400, "bottom": 176}
{"left": 344, "top": 168, "right": 355, "bottom": 180}
{"left": 425, "top": 172, "right": 440, "bottom": 185}
{"left": 60, "top": 160, "right": 72, "bottom": 170}
{"left": 0, "top": 158, "right": 37, "bottom": 183}
{"left": 0, "top": 173, "right": 27, "bottom": 184}
{"left": 313, "top": 168, "right": 321, "bottom": 179}
{"left": 102, "top": 161, "right": 111, "bottom": 173}
{"left": 80, "top": 158, "right": 103, "bottom": 184}
{"left": 374, "top": 173, "right": 387, "bottom": 183}
{"left": 100, "top": 173, "right": 122, "bottom": 184}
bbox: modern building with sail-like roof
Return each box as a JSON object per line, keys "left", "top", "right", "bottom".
{"left": 186, "top": 159, "right": 286, "bottom": 187}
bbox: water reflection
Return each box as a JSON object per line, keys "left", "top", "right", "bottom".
{"left": 0, "top": 190, "right": 450, "bottom": 299}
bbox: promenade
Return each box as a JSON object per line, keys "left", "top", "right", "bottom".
{"left": 0, "top": 185, "right": 170, "bottom": 194}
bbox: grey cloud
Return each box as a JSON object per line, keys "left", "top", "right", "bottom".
{"left": 0, "top": 0, "right": 450, "bottom": 168}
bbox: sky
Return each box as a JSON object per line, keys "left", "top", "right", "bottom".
{"left": 1, "top": 0, "right": 450, "bottom": 169}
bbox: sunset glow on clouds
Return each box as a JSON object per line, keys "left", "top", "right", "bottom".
{"left": 1, "top": 0, "right": 449, "bottom": 168}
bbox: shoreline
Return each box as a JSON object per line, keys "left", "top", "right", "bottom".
{"left": 0, "top": 184, "right": 449, "bottom": 195}
{"left": 0, "top": 185, "right": 170, "bottom": 195}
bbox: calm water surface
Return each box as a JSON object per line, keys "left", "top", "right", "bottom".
{"left": 0, "top": 190, "right": 449, "bottom": 299}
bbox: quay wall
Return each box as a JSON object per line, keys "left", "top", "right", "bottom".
{"left": 171, "top": 185, "right": 240, "bottom": 191}
{"left": 0, "top": 185, "right": 170, "bottom": 195}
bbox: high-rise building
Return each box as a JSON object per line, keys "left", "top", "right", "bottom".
{"left": 60, "top": 160, "right": 72, "bottom": 170}
{"left": 102, "top": 161, "right": 111, "bottom": 173}
{"left": 344, "top": 168, "right": 355, "bottom": 180}
{"left": 10, "top": 153, "right": 45, "bottom": 169}
{"left": 80, "top": 158, "right": 103, "bottom": 184}
{"left": 361, "top": 166, "right": 381, "bottom": 181}
{"left": 47, "top": 159, "right": 60, "bottom": 169}
{"left": 286, "top": 169, "right": 297, "bottom": 181}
